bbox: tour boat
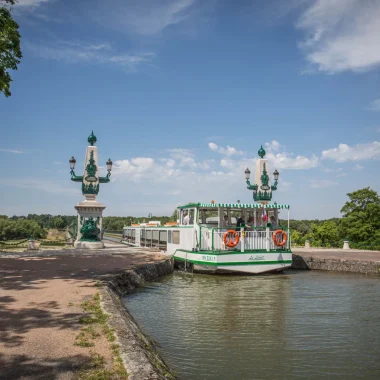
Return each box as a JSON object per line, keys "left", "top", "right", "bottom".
{"left": 122, "top": 145, "right": 292, "bottom": 274}
{"left": 122, "top": 202, "right": 291, "bottom": 274}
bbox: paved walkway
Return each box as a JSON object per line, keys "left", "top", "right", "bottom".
{"left": 293, "top": 247, "right": 380, "bottom": 262}
{"left": 0, "top": 242, "right": 166, "bottom": 380}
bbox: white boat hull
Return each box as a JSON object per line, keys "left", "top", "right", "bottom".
{"left": 174, "top": 250, "right": 292, "bottom": 274}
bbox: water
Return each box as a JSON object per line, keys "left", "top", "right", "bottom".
{"left": 124, "top": 271, "right": 380, "bottom": 379}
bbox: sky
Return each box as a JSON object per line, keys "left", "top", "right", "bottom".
{"left": 0, "top": 0, "right": 380, "bottom": 219}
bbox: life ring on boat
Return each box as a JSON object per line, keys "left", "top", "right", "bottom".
{"left": 223, "top": 230, "right": 240, "bottom": 248}
{"left": 272, "top": 230, "right": 287, "bottom": 247}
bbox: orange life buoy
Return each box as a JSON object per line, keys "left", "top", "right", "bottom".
{"left": 272, "top": 229, "right": 287, "bottom": 247}
{"left": 223, "top": 230, "right": 240, "bottom": 248}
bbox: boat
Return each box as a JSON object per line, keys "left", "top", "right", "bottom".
{"left": 122, "top": 201, "right": 291, "bottom": 274}
{"left": 122, "top": 145, "right": 292, "bottom": 274}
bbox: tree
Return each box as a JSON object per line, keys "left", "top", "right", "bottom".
{"left": 0, "top": 0, "right": 22, "bottom": 97}
{"left": 307, "top": 221, "right": 340, "bottom": 247}
{"left": 50, "top": 217, "right": 66, "bottom": 229}
{"left": 339, "top": 187, "right": 380, "bottom": 244}
{"left": 169, "top": 208, "right": 178, "bottom": 222}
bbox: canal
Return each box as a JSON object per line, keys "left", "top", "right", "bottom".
{"left": 124, "top": 271, "right": 380, "bottom": 379}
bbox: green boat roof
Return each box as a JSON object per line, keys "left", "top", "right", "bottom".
{"left": 177, "top": 203, "right": 290, "bottom": 209}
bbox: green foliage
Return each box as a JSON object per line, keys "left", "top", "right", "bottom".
{"left": 0, "top": 218, "right": 47, "bottom": 240}
{"left": 307, "top": 221, "right": 341, "bottom": 248}
{"left": 8, "top": 214, "right": 76, "bottom": 229}
{"left": 339, "top": 187, "right": 380, "bottom": 244}
{"left": 2, "top": 188, "right": 379, "bottom": 250}
{"left": 0, "top": 1, "right": 22, "bottom": 97}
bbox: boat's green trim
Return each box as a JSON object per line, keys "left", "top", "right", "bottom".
{"left": 174, "top": 257, "right": 292, "bottom": 266}
{"left": 177, "top": 202, "right": 290, "bottom": 209}
{"left": 174, "top": 249, "right": 291, "bottom": 256}
{"left": 123, "top": 226, "right": 193, "bottom": 229}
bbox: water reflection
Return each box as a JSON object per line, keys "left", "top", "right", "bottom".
{"left": 124, "top": 271, "right": 380, "bottom": 379}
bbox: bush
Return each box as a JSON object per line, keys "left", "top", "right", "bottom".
{"left": 0, "top": 219, "right": 47, "bottom": 240}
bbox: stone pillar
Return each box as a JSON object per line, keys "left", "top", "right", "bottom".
{"left": 305, "top": 240, "right": 311, "bottom": 249}
{"left": 343, "top": 240, "right": 350, "bottom": 250}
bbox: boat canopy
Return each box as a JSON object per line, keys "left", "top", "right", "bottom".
{"left": 177, "top": 202, "right": 290, "bottom": 209}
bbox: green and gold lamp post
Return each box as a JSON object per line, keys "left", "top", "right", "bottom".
{"left": 244, "top": 145, "right": 279, "bottom": 203}
{"left": 69, "top": 132, "right": 112, "bottom": 249}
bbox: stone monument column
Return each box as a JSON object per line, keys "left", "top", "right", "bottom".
{"left": 69, "top": 132, "right": 112, "bottom": 249}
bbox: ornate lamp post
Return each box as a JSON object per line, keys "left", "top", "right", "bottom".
{"left": 69, "top": 131, "right": 112, "bottom": 249}
{"left": 245, "top": 145, "right": 279, "bottom": 203}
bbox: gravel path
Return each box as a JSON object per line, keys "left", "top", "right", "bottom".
{"left": 0, "top": 242, "right": 166, "bottom": 380}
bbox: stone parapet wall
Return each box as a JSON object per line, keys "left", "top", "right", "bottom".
{"left": 292, "top": 254, "right": 380, "bottom": 275}
{"left": 101, "top": 258, "right": 176, "bottom": 380}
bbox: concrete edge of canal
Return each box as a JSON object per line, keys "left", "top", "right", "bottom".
{"left": 100, "top": 257, "right": 177, "bottom": 380}
{"left": 292, "top": 252, "right": 380, "bottom": 275}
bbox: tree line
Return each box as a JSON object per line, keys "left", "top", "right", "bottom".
{"left": 1, "top": 188, "right": 379, "bottom": 249}
{"left": 0, "top": 213, "right": 177, "bottom": 240}
{"left": 283, "top": 187, "right": 380, "bottom": 250}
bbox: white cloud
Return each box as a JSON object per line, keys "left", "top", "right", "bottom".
{"left": 208, "top": 142, "right": 243, "bottom": 156}
{"left": 166, "top": 148, "right": 197, "bottom": 168}
{"left": 15, "top": 0, "right": 51, "bottom": 8}
{"left": 220, "top": 159, "right": 235, "bottom": 169}
{"left": 0, "top": 148, "right": 23, "bottom": 154}
{"left": 25, "top": 40, "right": 155, "bottom": 70}
{"left": 353, "top": 164, "right": 364, "bottom": 170}
{"left": 367, "top": 99, "right": 380, "bottom": 112}
{"left": 266, "top": 152, "right": 319, "bottom": 170}
{"left": 91, "top": 0, "right": 205, "bottom": 36}
{"left": 255, "top": 140, "right": 319, "bottom": 170}
{"left": 113, "top": 157, "right": 156, "bottom": 180}
{"left": 321, "top": 141, "right": 380, "bottom": 162}
{"left": 110, "top": 141, "right": 320, "bottom": 213}
{"left": 337, "top": 172, "right": 347, "bottom": 178}
{"left": 296, "top": 0, "right": 380, "bottom": 73}
{"left": 310, "top": 179, "right": 338, "bottom": 189}
{"left": 265, "top": 140, "right": 281, "bottom": 152}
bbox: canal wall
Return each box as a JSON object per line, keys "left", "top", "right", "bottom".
{"left": 101, "top": 257, "right": 177, "bottom": 380}
{"left": 292, "top": 248, "right": 380, "bottom": 275}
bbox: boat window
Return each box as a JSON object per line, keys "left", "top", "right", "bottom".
{"left": 159, "top": 230, "right": 167, "bottom": 250}
{"left": 181, "top": 209, "right": 193, "bottom": 225}
{"left": 172, "top": 230, "right": 180, "bottom": 244}
{"left": 168, "top": 230, "right": 172, "bottom": 244}
{"left": 152, "top": 230, "right": 159, "bottom": 248}
{"left": 140, "top": 229, "right": 145, "bottom": 246}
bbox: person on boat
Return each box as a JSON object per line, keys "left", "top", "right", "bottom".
{"left": 236, "top": 216, "right": 247, "bottom": 231}
{"left": 270, "top": 215, "right": 278, "bottom": 230}
{"left": 183, "top": 211, "right": 189, "bottom": 225}
{"left": 223, "top": 215, "right": 229, "bottom": 229}
{"left": 247, "top": 216, "right": 255, "bottom": 229}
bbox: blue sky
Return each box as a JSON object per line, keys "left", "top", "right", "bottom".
{"left": 1, "top": 0, "right": 380, "bottom": 219}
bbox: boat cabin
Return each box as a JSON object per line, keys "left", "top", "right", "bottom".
{"left": 123, "top": 202, "right": 290, "bottom": 255}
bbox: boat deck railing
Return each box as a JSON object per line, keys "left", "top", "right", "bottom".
{"left": 200, "top": 227, "right": 290, "bottom": 252}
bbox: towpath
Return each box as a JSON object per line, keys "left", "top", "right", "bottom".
{"left": 0, "top": 242, "right": 166, "bottom": 380}
{"left": 292, "top": 247, "right": 380, "bottom": 275}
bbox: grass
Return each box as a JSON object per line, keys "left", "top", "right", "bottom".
{"left": 74, "top": 292, "right": 128, "bottom": 380}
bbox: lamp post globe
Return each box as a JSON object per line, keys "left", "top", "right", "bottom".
{"left": 273, "top": 169, "right": 279, "bottom": 181}
{"left": 106, "top": 158, "right": 113, "bottom": 172}
{"left": 69, "top": 156, "right": 76, "bottom": 170}
{"left": 245, "top": 167, "right": 251, "bottom": 180}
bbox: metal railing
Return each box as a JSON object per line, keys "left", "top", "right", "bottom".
{"left": 199, "top": 227, "right": 290, "bottom": 252}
